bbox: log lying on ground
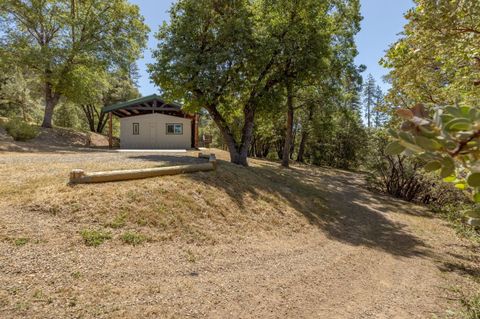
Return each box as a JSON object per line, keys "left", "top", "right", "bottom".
{"left": 198, "top": 153, "right": 217, "bottom": 169}
{"left": 70, "top": 154, "right": 217, "bottom": 184}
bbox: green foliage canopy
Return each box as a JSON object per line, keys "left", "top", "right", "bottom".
{"left": 0, "top": 0, "right": 149, "bottom": 127}
{"left": 149, "top": 0, "right": 361, "bottom": 166}
{"left": 381, "top": 0, "right": 480, "bottom": 107}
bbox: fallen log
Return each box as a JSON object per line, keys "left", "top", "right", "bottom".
{"left": 70, "top": 154, "right": 217, "bottom": 184}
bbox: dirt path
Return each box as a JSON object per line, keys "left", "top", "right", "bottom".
{"left": 0, "top": 151, "right": 478, "bottom": 318}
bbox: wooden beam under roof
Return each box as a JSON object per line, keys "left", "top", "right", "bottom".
{"left": 128, "top": 106, "right": 181, "bottom": 111}
{"left": 127, "top": 107, "right": 153, "bottom": 111}
{"left": 104, "top": 95, "right": 191, "bottom": 119}
{"left": 119, "top": 109, "right": 132, "bottom": 116}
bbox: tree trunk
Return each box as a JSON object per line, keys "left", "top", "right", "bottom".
{"left": 97, "top": 111, "right": 108, "bottom": 133}
{"left": 81, "top": 105, "right": 96, "bottom": 132}
{"left": 81, "top": 104, "right": 109, "bottom": 133}
{"left": 95, "top": 107, "right": 108, "bottom": 133}
{"left": 290, "top": 124, "right": 297, "bottom": 159}
{"left": 205, "top": 103, "right": 254, "bottom": 166}
{"left": 297, "top": 104, "right": 314, "bottom": 162}
{"left": 236, "top": 105, "right": 255, "bottom": 166}
{"left": 262, "top": 145, "right": 270, "bottom": 157}
{"left": 282, "top": 81, "right": 294, "bottom": 168}
{"left": 249, "top": 135, "right": 256, "bottom": 157}
{"left": 41, "top": 80, "right": 60, "bottom": 128}
{"left": 208, "top": 110, "right": 240, "bottom": 163}
{"left": 297, "top": 130, "right": 308, "bottom": 162}
{"left": 276, "top": 138, "right": 284, "bottom": 159}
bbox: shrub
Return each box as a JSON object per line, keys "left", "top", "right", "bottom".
{"left": 80, "top": 229, "right": 111, "bottom": 247}
{"left": 367, "top": 131, "right": 480, "bottom": 239}
{"left": 4, "top": 118, "right": 38, "bottom": 141}
{"left": 121, "top": 231, "right": 147, "bottom": 246}
{"left": 367, "top": 130, "right": 468, "bottom": 207}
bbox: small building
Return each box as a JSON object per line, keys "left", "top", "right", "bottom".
{"left": 102, "top": 94, "right": 199, "bottom": 149}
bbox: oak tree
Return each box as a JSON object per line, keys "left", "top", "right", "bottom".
{"left": 0, "top": 0, "right": 149, "bottom": 128}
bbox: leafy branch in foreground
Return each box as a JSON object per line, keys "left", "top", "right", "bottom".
{"left": 385, "top": 103, "right": 480, "bottom": 226}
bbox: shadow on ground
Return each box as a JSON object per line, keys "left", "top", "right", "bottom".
{"left": 182, "top": 159, "right": 430, "bottom": 259}
{"left": 127, "top": 154, "right": 205, "bottom": 166}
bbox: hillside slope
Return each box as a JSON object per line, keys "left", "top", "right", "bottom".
{"left": 0, "top": 149, "right": 478, "bottom": 318}
{"left": 0, "top": 122, "right": 114, "bottom": 152}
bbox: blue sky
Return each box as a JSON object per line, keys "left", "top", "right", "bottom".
{"left": 130, "top": 0, "right": 415, "bottom": 96}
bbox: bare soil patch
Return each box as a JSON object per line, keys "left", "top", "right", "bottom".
{"left": 0, "top": 148, "right": 478, "bottom": 318}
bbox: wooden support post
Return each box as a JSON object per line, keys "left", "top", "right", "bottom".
{"left": 209, "top": 154, "right": 217, "bottom": 170}
{"left": 194, "top": 113, "right": 199, "bottom": 148}
{"left": 108, "top": 112, "right": 113, "bottom": 149}
{"left": 198, "top": 153, "right": 217, "bottom": 169}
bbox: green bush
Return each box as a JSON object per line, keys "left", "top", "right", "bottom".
{"left": 4, "top": 118, "right": 39, "bottom": 141}
{"left": 367, "top": 130, "right": 469, "bottom": 206}
{"left": 367, "top": 130, "right": 480, "bottom": 240}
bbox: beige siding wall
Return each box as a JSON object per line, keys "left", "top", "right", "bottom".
{"left": 120, "top": 113, "right": 192, "bottom": 149}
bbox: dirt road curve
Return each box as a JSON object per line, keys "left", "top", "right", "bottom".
{"left": 0, "top": 151, "right": 478, "bottom": 318}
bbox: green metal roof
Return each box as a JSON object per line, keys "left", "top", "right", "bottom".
{"left": 102, "top": 94, "right": 168, "bottom": 113}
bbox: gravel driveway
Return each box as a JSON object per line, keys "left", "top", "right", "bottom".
{"left": 0, "top": 149, "right": 478, "bottom": 318}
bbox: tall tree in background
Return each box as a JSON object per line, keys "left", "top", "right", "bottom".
{"left": 150, "top": 0, "right": 362, "bottom": 166}
{"left": 268, "top": 0, "right": 331, "bottom": 168}
{"left": 373, "top": 85, "right": 387, "bottom": 127}
{"left": 90, "top": 72, "right": 140, "bottom": 133}
{"left": 150, "top": 0, "right": 277, "bottom": 166}
{"left": 305, "top": 59, "right": 366, "bottom": 168}
{"left": 65, "top": 66, "right": 140, "bottom": 133}
{"left": 294, "top": 0, "right": 362, "bottom": 163}
{"left": 295, "top": 88, "right": 322, "bottom": 163}
{"left": 279, "top": 0, "right": 362, "bottom": 167}
{"left": 0, "top": 0, "right": 149, "bottom": 128}
{"left": 363, "top": 74, "right": 376, "bottom": 127}
{"left": 0, "top": 66, "right": 40, "bottom": 121}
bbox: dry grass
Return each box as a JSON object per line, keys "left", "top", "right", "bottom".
{"left": 0, "top": 149, "right": 316, "bottom": 244}
{"left": 0, "top": 121, "right": 116, "bottom": 152}
{"left": 0, "top": 148, "right": 479, "bottom": 318}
